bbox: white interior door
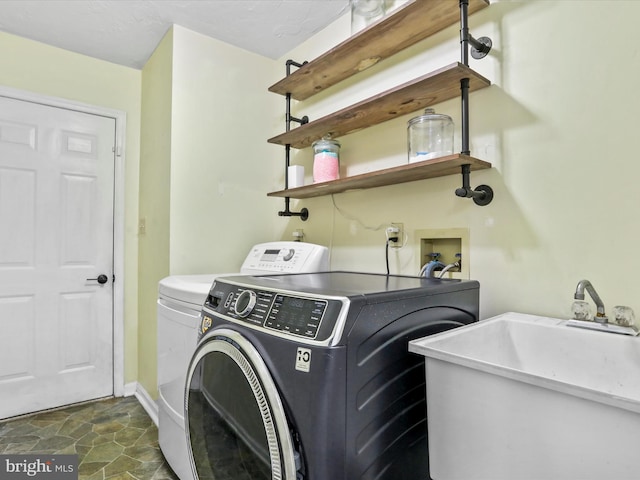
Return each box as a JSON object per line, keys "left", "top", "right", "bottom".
{"left": 0, "top": 96, "right": 115, "bottom": 418}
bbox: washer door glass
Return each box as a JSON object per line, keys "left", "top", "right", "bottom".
{"left": 186, "top": 329, "right": 297, "bottom": 480}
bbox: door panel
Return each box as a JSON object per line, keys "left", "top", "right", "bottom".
{"left": 0, "top": 167, "right": 36, "bottom": 267}
{"left": 60, "top": 291, "right": 95, "bottom": 370}
{"left": 0, "top": 96, "right": 115, "bottom": 418}
{"left": 61, "top": 174, "right": 97, "bottom": 264}
{"left": 0, "top": 295, "right": 34, "bottom": 379}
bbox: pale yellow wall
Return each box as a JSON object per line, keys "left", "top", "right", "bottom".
{"left": 0, "top": 31, "right": 142, "bottom": 384}
{"left": 169, "top": 26, "right": 284, "bottom": 275}
{"left": 138, "top": 29, "right": 174, "bottom": 397}
{"left": 277, "top": 0, "right": 640, "bottom": 324}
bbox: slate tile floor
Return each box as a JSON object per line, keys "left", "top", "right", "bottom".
{"left": 0, "top": 396, "right": 179, "bottom": 480}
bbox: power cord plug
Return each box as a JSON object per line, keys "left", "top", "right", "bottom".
{"left": 385, "top": 224, "right": 402, "bottom": 274}
{"left": 385, "top": 225, "right": 401, "bottom": 246}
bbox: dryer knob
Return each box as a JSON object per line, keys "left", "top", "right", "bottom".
{"left": 234, "top": 290, "right": 257, "bottom": 317}
{"left": 283, "top": 248, "right": 295, "bottom": 261}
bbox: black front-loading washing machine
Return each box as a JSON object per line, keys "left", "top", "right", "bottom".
{"left": 185, "top": 271, "right": 479, "bottom": 480}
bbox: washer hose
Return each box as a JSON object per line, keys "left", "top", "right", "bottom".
{"left": 421, "top": 260, "right": 446, "bottom": 278}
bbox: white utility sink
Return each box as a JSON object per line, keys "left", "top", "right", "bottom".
{"left": 408, "top": 312, "right": 640, "bottom": 480}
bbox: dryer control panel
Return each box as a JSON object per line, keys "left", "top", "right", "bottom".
{"left": 202, "top": 282, "right": 344, "bottom": 344}
{"left": 239, "top": 241, "right": 329, "bottom": 275}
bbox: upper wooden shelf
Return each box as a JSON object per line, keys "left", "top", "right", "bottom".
{"left": 268, "top": 0, "right": 490, "bottom": 101}
{"left": 267, "top": 154, "right": 491, "bottom": 199}
{"left": 268, "top": 62, "right": 490, "bottom": 149}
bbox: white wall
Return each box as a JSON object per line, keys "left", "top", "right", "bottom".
{"left": 274, "top": 0, "right": 640, "bottom": 323}
{"left": 137, "top": 26, "right": 290, "bottom": 396}
{"left": 169, "top": 26, "right": 285, "bottom": 275}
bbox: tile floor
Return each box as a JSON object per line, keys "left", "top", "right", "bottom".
{"left": 0, "top": 396, "right": 179, "bottom": 480}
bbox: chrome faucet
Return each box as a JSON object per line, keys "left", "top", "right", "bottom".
{"left": 574, "top": 279, "right": 608, "bottom": 323}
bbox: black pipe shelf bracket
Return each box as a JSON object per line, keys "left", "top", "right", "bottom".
{"left": 278, "top": 59, "right": 310, "bottom": 221}
{"left": 455, "top": 164, "right": 493, "bottom": 206}
{"left": 457, "top": 0, "right": 494, "bottom": 206}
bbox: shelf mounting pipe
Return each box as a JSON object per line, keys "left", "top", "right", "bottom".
{"left": 278, "top": 59, "right": 310, "bottom": 221}
{"left": 456, "top": 0, "right": 493, "bottom": 206}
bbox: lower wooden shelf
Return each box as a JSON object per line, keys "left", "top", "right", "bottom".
{"left": 268, "top": 154, "right": 491, "bottom": 199}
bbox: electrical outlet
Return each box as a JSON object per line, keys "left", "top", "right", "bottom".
{"left": 387, "top": 222, "right": 404, "bottom": 248}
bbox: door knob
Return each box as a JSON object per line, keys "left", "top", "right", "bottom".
{"left": 87, "top": 274, "right": 109, "bottom": 284}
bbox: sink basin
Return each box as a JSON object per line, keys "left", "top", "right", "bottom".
{"left": 408, "top": 312, "right": 640, "bottom": 480}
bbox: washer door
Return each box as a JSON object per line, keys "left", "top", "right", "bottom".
{"left": 185, "top": 328, "right": 298, "bottom": 480}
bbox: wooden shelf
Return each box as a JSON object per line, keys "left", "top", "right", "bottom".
{"left": 267, "top": 0, "right": 494, "bottom": 206}
{"left": 267, "top": 154, "right": 491, "bottom": 199}
{"left": 268, "top": 62, "right": 490, "bottom": 149}
{"left": 268, "top": 0, "right": 490, "bottom": 101}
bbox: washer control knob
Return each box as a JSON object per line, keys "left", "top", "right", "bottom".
{"left": 234, "top": 290, "right": 257, "bottom": 317}
{"left": 283, "top": 248, "right": 295, "bottom": 261}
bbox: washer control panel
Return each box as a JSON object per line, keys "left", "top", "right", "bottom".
{"left": 204, "top": 283, "right": 336, "bottom": 341}
{"left": 265, "top": 294, "right": 327, "bottom": 338}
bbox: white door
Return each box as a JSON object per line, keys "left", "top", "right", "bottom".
{"left": 0, "top": 96, "right": 115, "bottom": 418}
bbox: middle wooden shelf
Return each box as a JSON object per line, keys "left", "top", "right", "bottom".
{"left": 268, "top": 62, "right": 491, "bottom": 150}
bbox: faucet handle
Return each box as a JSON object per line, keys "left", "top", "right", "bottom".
{"left": 613, "top": 306, "right": 636, "bottom": 327}
{"left": 571, "top": 300, "right": 593, "bottom": 321}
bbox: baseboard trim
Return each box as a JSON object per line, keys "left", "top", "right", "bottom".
{"left": 124, "top": 382, "right": 158, "bottom": 426}
{"left": 123, "top": 382, "right": 137, "bottom": 397}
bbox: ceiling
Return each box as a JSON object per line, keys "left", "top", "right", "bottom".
{"left": 0, "top": 0, "right": 350, "bottom": 69}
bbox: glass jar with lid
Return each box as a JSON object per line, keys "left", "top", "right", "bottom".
{"left": 407, "top": 108, "right": 454, "bottom": 163}
{"left": 312, "top": 135, "right": 341, "bottom": 183}
{"left": 350, "top": 0, "right": 385, "bottom": 34}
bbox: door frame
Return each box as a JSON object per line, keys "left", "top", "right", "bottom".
{"left": 0, "top": 85, "right": 126, "bottom": 397}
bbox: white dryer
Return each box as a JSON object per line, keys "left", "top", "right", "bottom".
{"left": 157, "top": 242, "right": 329, "bottom": 480}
